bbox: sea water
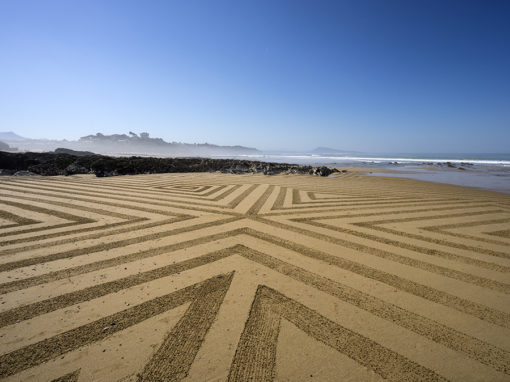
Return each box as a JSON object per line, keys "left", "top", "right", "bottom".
{"left": 214, "top": 152, "right": 510, "bottom": 194}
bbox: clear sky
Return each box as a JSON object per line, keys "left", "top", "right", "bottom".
{"left": 1, "top": 0, "right": 509, "bottom": 153}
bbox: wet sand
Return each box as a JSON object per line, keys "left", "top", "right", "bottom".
{"left": 364, "top": 164, "right": 510, "bottom": 194}
{"left": 0, "top": 172, "right": 509, "bottom": 381}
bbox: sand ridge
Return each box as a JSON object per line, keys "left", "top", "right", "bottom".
{"left": 0, "top": 173, "right": 509, "bottom": 381}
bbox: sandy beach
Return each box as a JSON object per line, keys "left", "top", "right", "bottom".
{"left": 0, "top": 172, "right": 509, "bottom": 381}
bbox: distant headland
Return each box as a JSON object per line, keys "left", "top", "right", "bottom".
{"left": 0, "top": 131, "right": 259, "bottom": 157}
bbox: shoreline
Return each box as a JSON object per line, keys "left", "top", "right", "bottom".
{"left": 363, "top": 165, "right": 510, "bottom": 194}
{"left": 1, "top": 150, "right": 508, "bottom": 194}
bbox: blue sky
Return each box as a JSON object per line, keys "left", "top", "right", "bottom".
{"left": 1, "top": 0, "right": 509, "bottom": 152}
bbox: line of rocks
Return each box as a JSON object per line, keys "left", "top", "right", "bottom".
{"left": 0, "top": 150, "right": 341, "bottom": 177}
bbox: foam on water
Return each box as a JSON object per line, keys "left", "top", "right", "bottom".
{"left": 225, "top": 154, "right": 510, "bottom": 167}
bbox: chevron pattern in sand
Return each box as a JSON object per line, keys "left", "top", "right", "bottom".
{"left": 0, "top": 173, "right": 509, "bottom": 381}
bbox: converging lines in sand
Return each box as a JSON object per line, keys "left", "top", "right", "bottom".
{"left": 0, "top": 173, "right": 509, "bottom": 381}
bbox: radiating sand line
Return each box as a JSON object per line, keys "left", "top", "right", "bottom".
{"left": 0, "top": 173, "right": 509, "bottom": 381}
{"left": 229, "top": 285, "right": 447, "bottom": 382}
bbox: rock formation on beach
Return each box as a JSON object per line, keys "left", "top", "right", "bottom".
{"left": 0, "top": 150, "right": 340, "bottom": 177}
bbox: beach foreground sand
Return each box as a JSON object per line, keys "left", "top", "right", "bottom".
{"left": 0, "top": 172, "right": 509, "bottom": 381}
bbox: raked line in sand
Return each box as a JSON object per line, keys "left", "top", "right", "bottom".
{"left": 0, "top": 172, "right": 509, "bottom": 381}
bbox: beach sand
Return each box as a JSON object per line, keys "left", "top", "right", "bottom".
{"left": 0, "top": 172, "right": 509, "bottom": 381}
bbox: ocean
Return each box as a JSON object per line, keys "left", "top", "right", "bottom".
{"left": 216, "top": 152, "right": 510, "bottom": 194}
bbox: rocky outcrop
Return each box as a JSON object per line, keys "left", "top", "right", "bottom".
{"left": 0, "top": 151, "right": 341, "bottom": 177}
{"left": 64, "top": 162, "right": 90, "bottom": 175}
{"left": 13, "top": 170, "right": 38, "bottom": 176}
{"left": 54, "top": 148, "right": 95, "bottom": 156}
{"left": 311, "top": 166, "right": 336, "bottom": 176}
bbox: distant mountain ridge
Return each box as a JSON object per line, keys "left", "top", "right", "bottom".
{"left": 0, "top": 131, "right": 259, "bottom": 156}
{"left": 0, "top": 131, "right": 27, "bottom": 141}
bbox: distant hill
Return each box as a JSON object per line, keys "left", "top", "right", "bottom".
{"left": 0, "top": 131, "right": 27, "bottom": 141}
{"left": 77, "top": 132, "right": 259, "bottom": 156}
{"left": 1, "top": 131, "right": 259, "bottom": 157}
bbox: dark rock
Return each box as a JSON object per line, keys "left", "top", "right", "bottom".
{"left": 312, "top": 166, "right": 338, "bottom": 176}
{"left": 54, "top": 148, "right": 95, "bottom": 156}
{"left": 64, "top": 162, "right": 89, "bottom": 175}
{"left": 0, "top": 151, "right": 338, "bottom": 178}
{"left": 0, "top": 169, "right": 14, "bottom": 175}
{"left": 14, "top": 170, "right": 38, "bottom": 176}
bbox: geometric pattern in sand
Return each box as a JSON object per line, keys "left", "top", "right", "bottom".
{"left": 0, "top": 173, "right": 509, "bottom": 381}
